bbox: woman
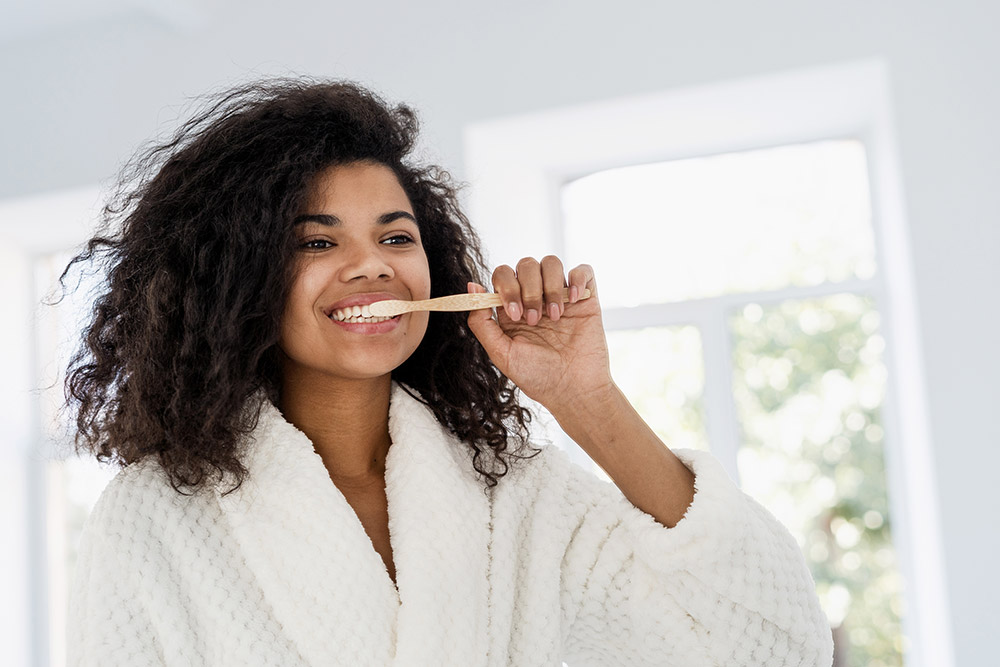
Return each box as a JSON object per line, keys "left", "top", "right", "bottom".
{"left": 65, "top": 79, "right": 833, "bottom": 666}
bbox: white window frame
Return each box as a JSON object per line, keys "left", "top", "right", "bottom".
{"left": 0, "top": 186, "right": 104, "bottom": 667}
{"left": 463, "top": 58, "right": 953, "bottom": 667}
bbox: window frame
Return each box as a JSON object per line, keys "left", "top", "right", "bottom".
{"left": 463, "top": 58, "right": 953, "bottom": 667}
{"left": 0, "top": 185, "right": 104, "bottom": 667}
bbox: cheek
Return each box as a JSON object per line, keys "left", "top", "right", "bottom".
{"left": 294, "top": 261, "right": 331, "bottom": 296}
{"left": 411, "top": 312, "right": 430, "bottom": 341}
{"left": 281, "top": 266, "right": 326, "bottom": 332}
{"left": 411, "top": 252, "right": 432, "bottom": 299}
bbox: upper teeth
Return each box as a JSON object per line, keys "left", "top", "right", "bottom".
{"left": 330, "top": 304, "right": 393, "bottom": 323}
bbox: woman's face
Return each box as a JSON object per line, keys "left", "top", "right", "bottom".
{"left": 278, "top": 161, "right": 431, "bottom": 383}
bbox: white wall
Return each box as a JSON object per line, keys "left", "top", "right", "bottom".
{"left": 0, "top": 243, "right": 34, "bottom": 667}
{"left": 2, "top": 1, "right": 997, "bottom": 664}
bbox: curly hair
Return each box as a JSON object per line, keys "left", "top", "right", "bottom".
{"left": 62, "top": 78, "right": 538, "bottom": 495}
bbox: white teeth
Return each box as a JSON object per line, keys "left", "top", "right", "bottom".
{"left": 329, "top": 306, "right": 393, "bottom": 324}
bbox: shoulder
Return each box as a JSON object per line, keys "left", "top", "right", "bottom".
{"left": 492, "top": 441, "right": 607, "bottom": 504}
{"left": 83, "top": 457, "right": 221, "bottom": 550}
{"left": 494, "top": 443, "right": 749, "bottom": 536}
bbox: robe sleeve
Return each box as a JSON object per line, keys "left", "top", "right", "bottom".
{"left": 541, "top": 445, "right": 834, "bottom": 667}
{"left": 67, "top": 475, "right": 166, "bottom": 667}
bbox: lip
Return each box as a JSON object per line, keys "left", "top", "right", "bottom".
{"left": 323, "top": 291, "right": 404, "bottom": 317}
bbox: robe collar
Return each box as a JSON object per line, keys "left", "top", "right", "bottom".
{"left": 217, "top": 382, "right": 491, "bottom": 666}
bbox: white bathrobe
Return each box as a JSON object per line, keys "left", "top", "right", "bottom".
{"left": 68, "top": 383, "right": 833, "bottom": 666}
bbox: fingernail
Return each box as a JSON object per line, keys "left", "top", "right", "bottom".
{"left": 570, "top": 285, "right": 579, "bottom": 303}
{"left": 526, "top": 309, "right": 539, "bottom": 325}
{"left": 548, "top": 302, "right": 560, "bottom": 321}
{"left": 508, "top": 302, "right": 521, "bottom": 321}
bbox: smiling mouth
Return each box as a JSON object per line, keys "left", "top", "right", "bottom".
{"left": 329, "top": 304, "right": 398, "bottom": 324}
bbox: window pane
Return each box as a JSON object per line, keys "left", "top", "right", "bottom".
{"left": 34, "top": 250, "right": 114, "bottom": 666}
{"left": 48, "top": 456, "right": 116, "bottom": 667}
{"left": 606, "top": 326, "right": 709, "bottom": 454}
{"left": 730, "top": 294, "right": 903, "bottom": 666}
{"left": 36, "top": 250, "right": 96, "bottom": 446}
{"left": 562, "top": 140, "right": 876, "bottom": 307}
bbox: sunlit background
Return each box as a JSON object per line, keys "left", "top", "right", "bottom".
{"left": 3, "top": 2, "right": 998, "bottom": 666}
{"left": 565, "top": 140, "right": 901, "bottom": 665}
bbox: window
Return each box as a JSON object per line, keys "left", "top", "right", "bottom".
{"left": 0, "top": 185, "right": 109, "bottom": 667}
{"left": 464, "top": 59, "right": 954, "bottom": 667}
{"left": 35, "top": 249, "right": 118, "bottom": 667}
{"left": 562, "top": 140, "right": 902, "bottom": 664}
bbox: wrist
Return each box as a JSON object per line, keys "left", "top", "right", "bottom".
{"left": 548, "top": 382, "right": 631, "bottom": 450}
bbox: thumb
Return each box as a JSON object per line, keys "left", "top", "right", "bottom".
{"left": 466, "top": 282, "right": 511, "bottom": 367}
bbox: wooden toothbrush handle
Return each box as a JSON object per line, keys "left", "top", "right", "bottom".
{"left": 369, "top": 287, "right": 591, "bottom": 316}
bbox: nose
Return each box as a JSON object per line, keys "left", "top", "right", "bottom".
{"left": 339, "top": 242, "right": 394, "bottom": 282}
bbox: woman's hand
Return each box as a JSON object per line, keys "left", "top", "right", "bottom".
{"left": 469, "top": 256, "right": 697, "bottom": 527}
{"left": 466, "top": 256, "right": 614, "bottom": 417}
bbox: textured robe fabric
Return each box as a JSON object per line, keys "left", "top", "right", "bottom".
{"left": 68, "top": 383, "right": 834, "bottom": 666}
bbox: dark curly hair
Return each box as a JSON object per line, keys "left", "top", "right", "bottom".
{"left": 62, "top": 78, "right": 538, "bottom": 495}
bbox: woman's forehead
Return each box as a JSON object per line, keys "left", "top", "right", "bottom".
{"left": 303, "top": 162, "right": 411, "bottom": 212}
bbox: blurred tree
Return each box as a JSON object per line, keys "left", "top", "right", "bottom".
{"left": 730, "top": 294, "right": 903, "bottom": 666}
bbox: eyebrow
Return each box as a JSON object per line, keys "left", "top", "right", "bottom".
{"left": 292, "top": 211, "right": 417, "bottom": 226}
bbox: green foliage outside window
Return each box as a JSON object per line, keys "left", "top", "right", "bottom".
{"left": 731, "top": 293, "right": 904, "bottom": 666}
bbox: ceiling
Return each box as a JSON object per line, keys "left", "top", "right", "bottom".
{"left": 1, "top": 0, "right": 211, "bottom": 45}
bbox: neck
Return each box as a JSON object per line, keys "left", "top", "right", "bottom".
{"left": 278, "top": 370, "right": 393, "bottom": 490}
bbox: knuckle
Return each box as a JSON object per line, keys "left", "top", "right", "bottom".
{"left": 521, "top": 289, "right": 543, "bottom": 302}
{"left": 516, "top": 256, "right": 539, "bottom": 270}
{"left": 494, "top": 264, "right": 516, "bottom": 277}
{"left": 570, "top": 264, "right": 594, "bottom": 281}
{"left": 541, "top": 254, "right": 562, "bottom": 267}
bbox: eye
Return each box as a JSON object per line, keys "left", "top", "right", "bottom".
{"left": 300, "top": 238, "right": 335, "bottom": 250}
{"left": 381, "top": 233, "right": 416, "bottom": 246}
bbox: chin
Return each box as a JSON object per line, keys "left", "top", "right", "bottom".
{"left": 280, "top": 324, "right": 427, "bottom": 384}
{"left": 327, "top": 352, "right": 414, "bottom": 382}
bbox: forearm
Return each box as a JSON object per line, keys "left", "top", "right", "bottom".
{"left": 550, "top": 384, "right": 696, "bottom": 529}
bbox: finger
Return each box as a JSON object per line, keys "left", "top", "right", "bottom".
{"left": 491, "top": 264, "right": 521, "bottom": 322}
{"left": 466, "top": 281, "right": 512, "bottom": 367}
{"left": 465, "top": 280, "right": 492, "bottom": 327}
{"left": 567, "top": 264, "right": 596, "bottom": 303}
{"left": 515, "top": 257, "right": 544, "bottom": 326}
{"left": 540, "top": 255, "right": 567, "bottom": 321}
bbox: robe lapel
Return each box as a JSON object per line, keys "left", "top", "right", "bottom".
{"left": 216, "top": 384, "right": 490, "bottom": 666}
{"left": 386, "top": 383, "right": 491, "bottom": 667}
{"left": 217, "top": 400, "right": 400, "bottom": 666}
